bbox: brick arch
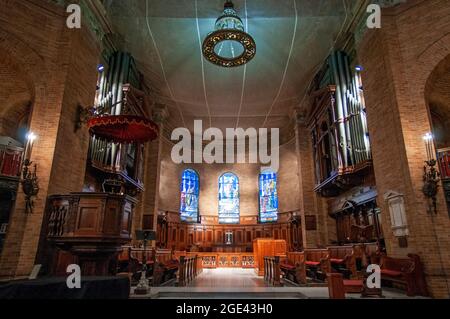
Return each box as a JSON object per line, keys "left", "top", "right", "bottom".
{"left": 416, "top": 33, "right": 450, "bottom": 96}
{"left": 0, "top": 27, "right": 48, "bottom": 109}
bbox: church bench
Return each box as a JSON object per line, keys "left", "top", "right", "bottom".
{"left": 178, "top": 254, "right": 203, "bottom": 286}
{"left": 118, "top": 247, "right": 178, "bottom": 285}
{"left": 380, "top": 254, "right": 428, "bottom": 297}
{"left": 304, "top": 249, "right": 331, "bottom": 280}
{"left": 327, "top": 246, "right": 356, "bottom": 277}
{"left": 152, "top": 259, "right": 179, "bottom": 286}
{"left": 327, "top": 273, "right": 382, "bottom": 298}
{"left": 264, "top": 256, "right": 282, "bottom": 286}
{"left": 117, "top": 246, "right": 153, "bottom": 283}
{"left": 280, "top": 252, "right": 306, "bottom": 284}
{"left": 364, "top": 242, "right": 383, "bottom": 265}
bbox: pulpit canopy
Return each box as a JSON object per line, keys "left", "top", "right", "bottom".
{"left": 88, "top": 115, "right": 159, "bottom": 143}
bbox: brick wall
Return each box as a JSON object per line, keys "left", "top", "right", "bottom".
{"left": 357, "top": 0, "right": 450, "bottom": 298}
{"left": 157, "top": 134, "right": 301, "bottom": 218}
{"left": 0, "top": 0, "right": 100, "bottom": 278}
{"left": 0, "top": 54, "right": 32, "bottom": 141}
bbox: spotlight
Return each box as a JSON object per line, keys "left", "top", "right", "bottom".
{"left": 97, "top": 64, "right": 105, "bottom": 73}
{"left": 423, "top": 132, "right": 433, "bottom": 141}
{"left": 355, "top": 65, "right": 364, "bottom": 72}
{"left": 26, "top": 132, "right": 37, "bottom": 142}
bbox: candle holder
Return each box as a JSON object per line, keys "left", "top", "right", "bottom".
{"left": 423, "top": 159, "right": 440, "bottom": 214}
{"left": 422, "top": 133, "right": 440, "bottom": 214}
{"left": 21, "top": 159, "right": 39, "bottom": 214}
{"left": 134, "top": 230, "right": 156, "bottom": 296}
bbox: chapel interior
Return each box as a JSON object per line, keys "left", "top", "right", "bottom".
{"left": 0, "top": 0, "right": 449, "bottom": 299}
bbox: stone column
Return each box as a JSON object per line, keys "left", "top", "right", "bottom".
{"left": 356, "top": 2, "right": 450, "bottom": 297}
{"left": 293, "top": 109, "right": 328, "bottom": 248}
{"left": 140, "top": 105, "right": 169, "bottom": 248}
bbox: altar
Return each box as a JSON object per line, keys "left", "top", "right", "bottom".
{"left": 197, "top": 252, "right": 255, "bottom": 268}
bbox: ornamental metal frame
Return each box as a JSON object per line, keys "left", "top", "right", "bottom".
{"left": 202, "top": 29, "right": 256, "bottom": 68}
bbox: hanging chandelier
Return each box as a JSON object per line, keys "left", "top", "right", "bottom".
{"left": 202, "top": 1, "right": 256, "bottom": 68}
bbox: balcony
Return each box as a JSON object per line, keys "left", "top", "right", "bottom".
{"left": 438, "top": 148, "right": 450, "bottom": 180}
{"left": 0, "top": 141, "right": 23, "bottom": 180}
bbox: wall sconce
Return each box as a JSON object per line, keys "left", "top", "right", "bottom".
{"left": 384, "top": 191, "right": 409, "bottom": 247}
{"left": 21, "top": 132, "right": 39, "bottom": 214}
{"left": 422, "top": 132, "right": 440, "bottom": 214}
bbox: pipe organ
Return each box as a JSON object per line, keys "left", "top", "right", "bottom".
{"left": 87, "top": 52, "right": 148, "bottom": 194}
{"left": 308, "top": 51, "right": 372, "bottom": 197}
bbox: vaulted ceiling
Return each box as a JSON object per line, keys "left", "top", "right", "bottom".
{"left": 106, "top": 0, "right": 354, "bottom": 132}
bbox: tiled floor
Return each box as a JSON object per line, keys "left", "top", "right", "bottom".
{"left": 130, "top": 268, "right": 429, "bottom": 299}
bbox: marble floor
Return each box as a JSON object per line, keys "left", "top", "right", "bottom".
{"left": 131, "top": 268, "right": 427, "bottom": 299}
{"left": 187, "top": 268, "right": 266, "bottom": 288}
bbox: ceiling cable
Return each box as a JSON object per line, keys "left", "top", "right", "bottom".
{"left": 145, "top": 0, "right": 186, "bottom": 127}
{"left": 235, "top": 0, "right": 249, "bottom": 128}
{"left": 262, "top": 0, "right": 298, "bottom": 128}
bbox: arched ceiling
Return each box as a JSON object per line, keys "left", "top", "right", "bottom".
{"left": 106, "top": 0, "right": 353, "bottom": 132}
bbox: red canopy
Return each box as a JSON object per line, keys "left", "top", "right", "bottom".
{"left": 88, "top": 115, "right": 159, "bottom": 143}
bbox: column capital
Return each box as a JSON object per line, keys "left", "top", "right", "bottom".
{"left": 152, "top": 104, "right": 169, "bottom": 124}
{"left": 291, "top": 107, "right": 308, "bottom": 125}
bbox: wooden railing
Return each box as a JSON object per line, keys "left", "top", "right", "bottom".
{"left": 263, "top": 256, "right": 282, "bottom": 286}
{"left": 0, "top": 144, "right": 23, "bottom": 178}
{"left": 438, "top": 148, "right": 450, "bottom": 180}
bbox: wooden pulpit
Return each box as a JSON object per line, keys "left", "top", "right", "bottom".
{"left": 253, "top": 238, "right": 287, "bottom": 276}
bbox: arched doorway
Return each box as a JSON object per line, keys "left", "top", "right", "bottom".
{"left": 425, "top": 53, "right": 450, "bottom": 216}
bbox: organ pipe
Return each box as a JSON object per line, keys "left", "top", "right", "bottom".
{"left": 89, "top": 52, "right": 142, "bottom": 178}
{"left": 329, "top": 51, "right": 371, "bottom": 169}
{"left": 309, "top": 50, "right": 373, "bottom": 192}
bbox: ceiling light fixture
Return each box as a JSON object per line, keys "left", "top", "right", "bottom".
{"left": 202, "top": 1, "right": 256, "bottom": 68}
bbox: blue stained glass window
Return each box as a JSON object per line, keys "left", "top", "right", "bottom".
{"left": 180, "top": 169, "right": 199, "bottom": 223}
{"left": 218, "top": 173, "right": 240, "bottom": 224}
{"left": 259, "top": 170, "right": 278, "bottom": 223}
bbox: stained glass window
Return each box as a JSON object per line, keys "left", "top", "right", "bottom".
{"left": 218, "top": 173, "right": 240, "bottom": 224}
{"left": 259, "top": 170, "right": 278, "bottom": 223}
{"left": 180, "top": 169, "right": 199, "bottom": 223}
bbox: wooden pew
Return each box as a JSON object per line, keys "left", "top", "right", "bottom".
{"left": 117, "top": 246, "right": 153, "bottom": 283}
{"left": 118, "top": 247, "right": 181, "bottom": 286}
{"left": 178, "top": 255, "right": 202, "bottom": 286}
{"left": 380, "top": 254, "right": 428, "bottom": 297}
{"left": 263, "top": 256, "right": 282, "bottom": 286}
{"left": 304, "top": 249, "right": 331, "bottom": 280}
{"left": 327, "top": 246, "right": 356, "bottom": 278}
{"left": 364, "top": 242, "right": 383, "bottom": 265}
{"left": 327, "top": 273, "right": 346, "bottom": 299}
{"left": 280, "top": 252, "right": 306, "bottom": 284}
